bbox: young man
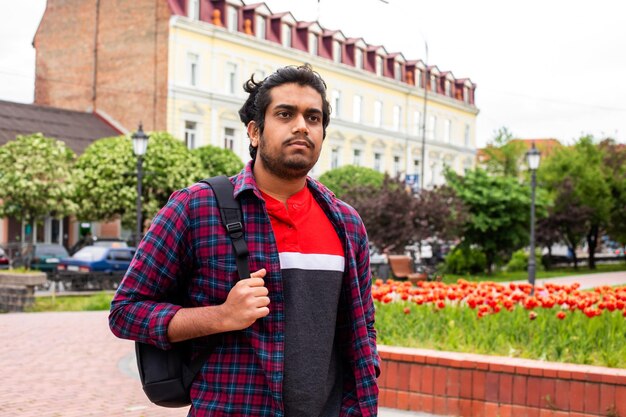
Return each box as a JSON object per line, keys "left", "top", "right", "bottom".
{"left": 109, "top": 64, "right": 379, "bottom": 417}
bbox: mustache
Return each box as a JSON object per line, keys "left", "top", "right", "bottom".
{"left": 284, "top": 136, "right": 315, "bottom": 149}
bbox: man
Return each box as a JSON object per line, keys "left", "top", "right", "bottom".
{"left": 109, "top": 64, "right": 379, "bottom": 417}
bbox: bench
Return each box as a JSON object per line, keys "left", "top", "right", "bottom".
{"left": 387, "top": 255, "right": 428, "bottom": 284}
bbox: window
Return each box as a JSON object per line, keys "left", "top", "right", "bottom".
{"left": 187, "top": 53, "right": 199, "bottom": 86}
{"left": 226, "top": 62, "right": 237, "bottom": 94}
{"left": 353, "top": 149, "right": 362, "bottom": 166}
{"left": 444, "top": 119, "right": 451, "bottom": 143}
{"left": 355, "top": 48, "right": 363, "bottom": 69}
{"left": 255, "top": 15, "right": 266, "bottom": 39}
{"left": 375, "top": 55, "right": 383, "bottom": 76}
{"left": 464, "top": 124, "right": 471, "bottom": 147}
{"left": 282, "top": 24, "right": 292, "bottom": 47}
{"left": 352, "top": 95, "right": 362, "bottom": 123}
{"left": 413, "top": 110, "right": 421, "bottom": 135}
{"left": 374, "top": 152, "right": 382, "bottom": 172}
{"left": 331, "top": 147, "right": 340, "bottom": 169}
{"left": 333, "top": 41, "right": 342, "bottom": 63}
{"left": 392, "top": 105, "right": 401, "bottom": 131}
{"left": 224, "top": 127, "right": 235, "bottom": 150}
{"left": 308, "top": 33, "right": 318, "bottom": 55}
{"left": 429, "top": 115, "right": 437, "bottom": 140}
{"left": 430, "top": 75, "right": 437, "bottom": 92}
{"left": 331, "top": 90, "right": 341, "bottom": 118}
{"left": 394, "top": 62, "right": 402, "bottom": 81}
{"left": 413, "top": 159, "right": 420, "bottom": 175}
{"left": 374, "top": 100, "right": 383, "bottom": 127}
{"left": 184, "top": 121, "right": 197, "bottom": 149}
{"left": 445, "top": 80, "right": 451, "bottom": 96}
{"left": 227, "top": 6, "right": 238, "bottom": 32}
{"left": 393, "top": 156, "right": 401, "bottom": 176}
{"left": 188, "top": 0, "right": 199, "bottom": 19}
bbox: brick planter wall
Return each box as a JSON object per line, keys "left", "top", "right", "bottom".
{"left": 0, "top": 271, "right": 46, "bottom": 312}
{"left": 378, "top": 345, "right": 626, "bottom": 417}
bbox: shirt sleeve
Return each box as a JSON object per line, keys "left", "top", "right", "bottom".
{"left": 356, "top": 220, "right": 381, "bottom": 378}
{"left": 108, "top": 188, "right": 193, "bottom": 350}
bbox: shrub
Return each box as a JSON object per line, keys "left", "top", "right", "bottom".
{"left": 445, "top": 246, "right": 487, "bottom": 275}
{"left": 506, "top": 249, "right": 544, "bottom": 272}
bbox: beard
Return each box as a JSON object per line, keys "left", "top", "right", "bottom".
{"left": 257, "top": 133, "right": 319, "bottom": 180}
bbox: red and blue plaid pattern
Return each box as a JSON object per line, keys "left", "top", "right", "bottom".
{"left": 109, "top": 161, "right": 379, "bottom": 416}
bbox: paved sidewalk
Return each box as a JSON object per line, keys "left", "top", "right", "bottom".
{"left": 2, "top": 272, "right": 624, "bottom": 417}
{"left": 508, "top": 270, "right": 626, "bottom": 290}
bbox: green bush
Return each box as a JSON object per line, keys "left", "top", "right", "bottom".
{"left": 444, "top": 246, "right": 487, "bottom": 275}
{"left": 506, "top": 249, "right": 544, "bottom": 272}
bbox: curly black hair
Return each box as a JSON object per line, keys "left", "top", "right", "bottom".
{"left": 238, "top": 64, "right": 331, "bottom": 159}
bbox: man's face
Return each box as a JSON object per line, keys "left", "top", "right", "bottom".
{"left": 248, "top": 83, "right": 325, "bottom": 180}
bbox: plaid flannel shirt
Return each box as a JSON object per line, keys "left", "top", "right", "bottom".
{"left": 109, "top": 161, "right": 379, "bottom": 417}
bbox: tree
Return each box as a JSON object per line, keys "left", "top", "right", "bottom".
{"left": 318, "top": 165, "right": 385, "bottom": 199}
{"left": 73, "top": 132, "right": 204, "bottom": 230}
{"left": 341, "top": 175, "right": 416, "bottom": 254}
{"left": 446, "top": 168, "right": 537, "bottom": 273}
{"left": 192, "top": 144, "right": 244, "bottom": 177}
{"left": 481, "top": 127, "right": 526, "bottom": 178}
{"left": 0, "top": 133, "right": 77, "bottom": 239}
{"left": 413, "top": 185, "right": 467, "bottom": 245}
{"left": 539, "top": 136, "right": 612, "bottom": 269}
{"left": 599, "top": 139, "right": 626, "bottom": 251}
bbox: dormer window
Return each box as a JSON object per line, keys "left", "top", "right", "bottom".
{"left": 188, "top": 0, "right": 199, "bottom": 20}
{"left": 430, "top": 75, "right": 437, "bottom": 92}
{"left": 394, "top": 62, "right": 402, "bottom": 81}
{"left": 282, "top": 24, "right": 292, "bottom": 47}
{"left": 333, "top": 41, "right": 342, "bottom": 63}
{"left": 255, "top": 15, "right": 266, "bottom": 39}
{"left": 375, "top": 56, "right": 383, "bottom": 76}
{"left": 355, "top": 48, "right": 363, "bottom": 69}
{"left": 308, "top": 33, "right": 318, "bottom": 55}
{"left": 445, "top": 79, "right": 451, "bottom": 96}
{"left": 227, "top": 6, "right": 238, "bottom": 32}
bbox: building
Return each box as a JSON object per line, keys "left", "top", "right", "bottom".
{"left": 34, "top": 0, "right": 479, "bottom": 187}
{"left": 0, "top": 100, "right": 122, "bottom": 246}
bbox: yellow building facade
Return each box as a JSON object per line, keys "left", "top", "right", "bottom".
{"left": 167, "top": 2, "right": 478, "bottom": 187}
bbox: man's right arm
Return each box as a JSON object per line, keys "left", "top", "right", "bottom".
{"left": 167, "top": 273, "right": 270, "bottom": 343}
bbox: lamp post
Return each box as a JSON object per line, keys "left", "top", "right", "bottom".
{"left": 526, "top": 142, "right": 541, "bottom": 292}
{"left": 132, "top": 124, "right": 149, "bottom": 245}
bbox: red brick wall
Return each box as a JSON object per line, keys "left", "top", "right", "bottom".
{"left": 34, "top": 0, "right": 171, "bottom": 132}
{"left": 379, "top": 346, "right": 626, "bottom": 417}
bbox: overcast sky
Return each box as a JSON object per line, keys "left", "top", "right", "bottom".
{"left": 1, "top": 0, "right": 625, "bottom": 148}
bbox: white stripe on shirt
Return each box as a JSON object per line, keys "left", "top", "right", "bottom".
{"left": 278, "top": 252, "right": 345, "bottom": 272}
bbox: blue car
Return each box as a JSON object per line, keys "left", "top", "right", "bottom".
{"left": 57, "top": 245, "right": 136, "bottom": 274}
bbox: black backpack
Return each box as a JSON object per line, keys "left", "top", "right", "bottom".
{"left": 134, "top": 175, "right": 250, "bottom": 408}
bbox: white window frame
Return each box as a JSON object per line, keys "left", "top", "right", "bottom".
{"left": 355, "top": 48, "right": 363, "bottom": 69}
{"left": 331, "top": 89, "right": 341, "bottom": 119}
{"left": 308, "top": 33, "right": 318, "bottom": 55}
{"left": 393, "top": 155, "right": 401, "bottom": 176}
{"left": 392, "top": 105, "right": 401, "bottom": 131}
{"left": 226, "top": 62, "right": 237, "bottom": 95}
{"left": 430, "top": 75, "right": 437, "bottom": 92}
{"left": 188, "top": 0, "right": 199, "bottom": 20}
{"left": 352, "top": 148, "right": 362, "bottom": 166}
{"left": 184, "top": 120, "right": 197, "bottom": 149}
{"left": 224, "top": 127, "right": 236, "bottom": 151}
{"left": 187, "top": 53, "right": 199, "bottom": 87}
{"left": 444, "top": 119, "right": 452, "bottom": 143}
{"left": 374, "top": 152, "right": 383, "bottom": 172}
{"left": 394, "top": 62, "right": 402, "bottom": 81}
{"left": 375, "top": 55, "right": 383, "bottom": 76}
{"left": 429, "top": 115, "right": 437, "bottom": 140}
{"left": 445, "top": 80, "right": 451, "bottom": 96}
{"left": 255, "top": 15, "right": 266, "bottom": 39}
{"left": 374, "top": 100, "right": 383, "bottom": 128}
{"left": 227, "top": 6, "right": 238, "bottom": 32}
{"left": 464, "top": 124, "right": 471, "bottom": 147}
{"left": 413, "top": 159, "right": 420, "bottom": 175}
{"left": 331, "top": 147, "right": 341, "bottom": 169}
{"left": 333, "top": 41, "right": 342, "bottom": 64}
{"left": 282, "top": 24, "right": 292, "bottom": 47}
{"left": 352, "top": 95, "right": 362, "bottom": 123}
{"left": 413, "top": 110, "right": 421, "bottom": 135}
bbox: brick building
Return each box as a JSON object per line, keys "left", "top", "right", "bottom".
{"left": 34, "top": 0, "right": 479, "bottom": 186}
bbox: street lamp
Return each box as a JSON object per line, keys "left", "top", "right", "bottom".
{"left": 526, "top": 142, "right": 541, "bottom": 292}
{"left": 132, "top": 123, "right": 149, "bottom": 245}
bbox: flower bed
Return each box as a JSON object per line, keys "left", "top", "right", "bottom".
{"left": 373, "top": 279, "right": 626, "bottom": 368}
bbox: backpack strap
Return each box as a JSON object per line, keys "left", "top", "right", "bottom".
{"left": 200, "top": 175, "right": 250, "bottom": 279}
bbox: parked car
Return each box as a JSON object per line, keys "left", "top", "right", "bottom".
{"left": 57, "top": 245, "right": 136, "bottom": 274}
{"left": 14, "top": 243, "right": 69, "bottom": 273}
{"left": 0, "top": 248, "right": 9, "bottom": 269}
{"left": 92, "top": 238, "right": 128, "bottom": 248}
